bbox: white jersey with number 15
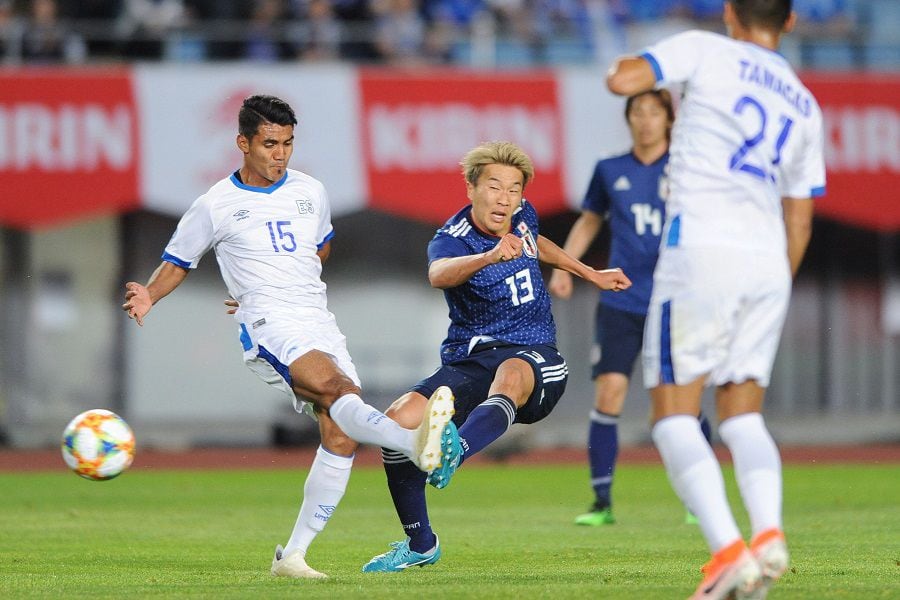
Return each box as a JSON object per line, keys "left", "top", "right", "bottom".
{"left": 642, "top": 30, "right": 826, "bottom": 252}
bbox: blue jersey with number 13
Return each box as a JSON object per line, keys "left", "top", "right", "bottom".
{"left": 427, "top": 199, "right": 556, "bottom": 364}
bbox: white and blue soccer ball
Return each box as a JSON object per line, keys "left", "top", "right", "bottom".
{"left": 61, "top": 409, "right": 135, "bottom": 480}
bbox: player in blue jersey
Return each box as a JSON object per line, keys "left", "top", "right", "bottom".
{"left": 549, "top": 90, "right": 712, "bottom": 527}
{"left": 361, "top": 141, "right": 632, "bottom": 572}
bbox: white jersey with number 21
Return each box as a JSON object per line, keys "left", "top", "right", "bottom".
{"left": 641, "top": 30, "right": 826, "bottom": 252}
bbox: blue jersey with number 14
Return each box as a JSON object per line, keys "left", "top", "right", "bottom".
{"left": 583, "top": 151, "right": 667, "bottom": 316}
{"left": 428, "top": 199, "right": 556, "bottom": 364}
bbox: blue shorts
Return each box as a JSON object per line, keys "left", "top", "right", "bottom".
{"left": 592, "top": 303, "right": 646, "bottom": 379}
{"left": 411, "top": 343, "right": 568, "bottom": 425}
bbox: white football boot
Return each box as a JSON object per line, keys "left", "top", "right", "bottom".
{"left": 414, "top": 386, "right": 457, "bottom": 472}
{"left": 271, "top": 545, "right": 327, "bottom": 579}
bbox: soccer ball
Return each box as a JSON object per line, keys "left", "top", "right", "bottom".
{"left": 61, "top": 409, "right": 135, "bottom": 480}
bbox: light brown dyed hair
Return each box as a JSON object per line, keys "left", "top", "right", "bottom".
{"left": 460, "top": 141, "right": 535, "bottom": 188}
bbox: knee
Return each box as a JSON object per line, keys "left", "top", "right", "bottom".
{"left": 493, "top": 360, "right": 533, "bottom": 406}
{"left": 321, "top": 425, "right": 358, "bottom": 457}
{"left": 594, "top": 375, "right": 628, "bottom": 414}
{"left": 385, "top": 395, "right": 425, "bottom": 429}
{"left": 297, "top": 374, "right": 361, "bottom": 410}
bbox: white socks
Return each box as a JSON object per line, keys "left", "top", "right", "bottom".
{"left": 652, "top": 415, "right": 741, "bottom": 552}
{"left": 329, "top": 393, "right": 415, "bottom": 457}
{"left": 719, "top": 412, "right": 783, "bottom": 537}
{"left": 283, "top": 445, "right": 354, "bottom": 557}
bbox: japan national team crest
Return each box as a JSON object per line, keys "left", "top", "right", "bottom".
{"left": 516, "top": 222, "right": 538, "bottom": 258}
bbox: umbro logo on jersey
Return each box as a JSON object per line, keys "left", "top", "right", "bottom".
{"left": 232, "top": 209, "right": 250, "bottom": 221}
{"left": 296, "top": 199, "right": 315, "bottom": 215}
{"left": 613, "top": 176, "right": 631, "bottom": 191}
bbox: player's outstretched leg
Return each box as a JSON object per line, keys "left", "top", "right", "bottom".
{"left": 271, "top": 544, "right": 327, "bottom": 579}
{"left": 428, "top": 391, "right": 519, "bottom": 489}
{"left": 362, "top": 535, "right": 442, "bottom": 572}
{"left": 415, "top": 386, "right": 461, "bottom": 483}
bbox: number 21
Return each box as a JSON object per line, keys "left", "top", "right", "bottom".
{"left": 728, "top": 95, "right": 793, "bottom": 183}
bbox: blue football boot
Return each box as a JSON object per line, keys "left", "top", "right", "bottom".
{"left": 362, "top": 536, "right": 442, "bottom": 572}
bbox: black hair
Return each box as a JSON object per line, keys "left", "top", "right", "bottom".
{"left": 238, "top": 95, "right": 297, "bottom": 140}
{"left": 625, "top": 89, "right": 675, "bottom": 141}
{"left": 729, "top": 0, "right": 792, "bottom": 31}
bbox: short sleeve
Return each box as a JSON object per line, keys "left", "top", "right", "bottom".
{"left": 581, "top": 162, "right": 611, "bottom": 217}
{"left": 641, "top": 30, "right": 712, "bottom": 86}
{"left": 781, "top": 106, "right": 827, "bottom": 199}
{"left": 314, "top": 180, "right": 334, "bottom": 249}
{"left": 428, "top": 233, "right": 470, "bottom": 264}
{"left": 163, "top": 195, "right": 214, "bottom": 268}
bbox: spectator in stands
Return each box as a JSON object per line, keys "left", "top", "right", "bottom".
{"left": 329, "top": 0, "right": 379, "bottom": 60}
{"left": 0, "top": 0, "right": 23, "bottom": 64}
{"left": 373, "top": 0, "right": 430, "bottom": 64}
{"left": 424, "top": 0, "right": 487, "bottom": 57}
{"left": 20, "top": 0, "right": 85, "bottom": 63}
{"left": 682, "top": 0, "right": 727, "bottom": 31}
{"left": 183, "top": 0, "right": 249, "bottom": 59}
{"left": 794, "top": 0, "right": 854, "bottom": 33}
{"left": 425, "top": 0, "right": 487, "bottom": 29}
{"left": 244, "top": 0, "right": 288, "bottom": 61}
{"left": 288, "top": 0, "right": 342, "bottom": 61}
{"left": 529, "top": 0, "right": 594, "bottom": 61}
{"left": 63, "top": 0, "right": 122, "bottom": 59}
{"left": 616, "top": 0, "right": 691, "bottom": 53}
{"left": 116, "top": 0, "right": 189, "bottom": 59}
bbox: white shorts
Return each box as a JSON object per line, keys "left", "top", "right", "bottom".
{"left": 237, "top": 306, "right": 361, "bottom": 417}
{"left": 642, "top": 246, "right": 792, "bottom": 388}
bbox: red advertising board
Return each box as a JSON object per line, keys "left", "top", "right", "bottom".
{"left": 0, "top": 68, "right": 140, "bottom": 229}
{"left": 359, "top": 69, "right": 566, "bottom": 224}
{"left": 805, "top": 74, "right": 900, "bottom": 231}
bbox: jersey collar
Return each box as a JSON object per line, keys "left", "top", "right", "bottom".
{"left": 229, "top": 170, "right": 289, "bottom": 194}
{"left": 464, "top": 200, "right": 527, "bottom": 240}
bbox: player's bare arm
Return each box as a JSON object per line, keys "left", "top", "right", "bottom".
{"left": 428, "top": 233, "right": 523, "bottom": 289}
{"left": 122, "top": 261, "right": 189, "bottom": 326}
{"left": 782, "top": 197, "right": 814, "bottom": 276}
{"left": 548, "top": 210, "right": 604, "bottom": 299}
{"left": 537, "top": 235, "right": 631, "bottom": 292}
{"left": 606, "top": 56, "right": 657, "bottom": 97}
{"left": 317, "top": 240, "right": 332, "bottom": 264}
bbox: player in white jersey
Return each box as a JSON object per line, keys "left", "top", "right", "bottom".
{"left": 122, "top": 95, "right": 459, "bottom": 579}
{"left": 606, "top": 1, "right": 825, "bottom": 599}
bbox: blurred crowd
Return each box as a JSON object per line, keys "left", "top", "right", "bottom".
{"left": 0, "top": 0, "right": 883, "bottom": 67}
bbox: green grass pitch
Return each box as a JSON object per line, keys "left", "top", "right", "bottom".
{"left": 1, "top": 462, "right": 897, "bottom": 599}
